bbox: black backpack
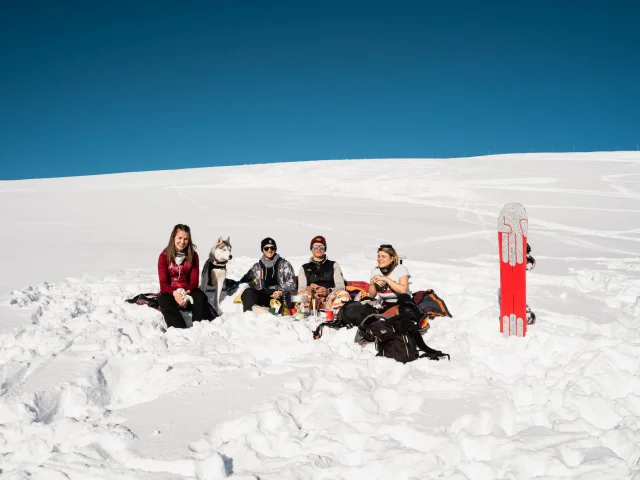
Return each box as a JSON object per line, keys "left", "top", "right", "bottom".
{"left": 312, "top": 300, "right": 377, "bottom": 340}
{"left": 313, "top": 297, "right": 450, "bottom": 363}
{"left": 358, "top": 310, "right": 450, "bottom": 363}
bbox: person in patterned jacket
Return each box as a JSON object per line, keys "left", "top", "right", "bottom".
{"left": 239, "top": 237, "right": 297, "bottom": 313}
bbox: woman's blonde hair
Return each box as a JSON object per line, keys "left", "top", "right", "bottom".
{"left": 377, "top": 244, "right": 399, "bottom": 269}
{"left": 164, "top": 224, "right": 197, "bottom": 265}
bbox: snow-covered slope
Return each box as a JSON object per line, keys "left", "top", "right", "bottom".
{"left": 1, "top": 153, "right": 639, "bottom": 479}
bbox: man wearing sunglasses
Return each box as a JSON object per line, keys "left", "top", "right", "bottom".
{"left": 239, "top": 237, "right": 297, "bottom": 313}
{"left": 296, "top": 235, "right": 350, "bottom": 313}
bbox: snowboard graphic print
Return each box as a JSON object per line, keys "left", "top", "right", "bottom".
{"left": 498, "top": 202, "right": 528, "bottom": 337}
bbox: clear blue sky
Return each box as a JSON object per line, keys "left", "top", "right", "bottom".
{"left": 1, "top": 0, "right": 639, "bottom": 180}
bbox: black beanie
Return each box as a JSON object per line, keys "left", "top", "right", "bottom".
{"left": 261, "top": 237, "right": 277, "bottom": 250}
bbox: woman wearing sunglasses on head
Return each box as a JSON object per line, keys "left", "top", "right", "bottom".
{"left": 368, "top": 244, "right": 411, "bottom": 310}
{"left": 157, "top": 224, "right": 216, "bottom": 328}
{"left": 238, "top": 237, "right": 297, "bottom": 313}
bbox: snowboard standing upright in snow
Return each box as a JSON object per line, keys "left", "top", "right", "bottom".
{"left": 498, "top": 202, "right": 529, "bottom": 337}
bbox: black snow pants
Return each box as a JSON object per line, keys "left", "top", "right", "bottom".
{"left": 158, "top": 288, "right": 215, "bottom": 329}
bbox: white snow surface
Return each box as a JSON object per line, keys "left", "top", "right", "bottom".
{"left": 1, "top": 153, "right": 640, "bottom": 479}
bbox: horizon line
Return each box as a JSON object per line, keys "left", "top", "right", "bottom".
{"left": 2, "top": 149, "right": 640, "bottom": 182}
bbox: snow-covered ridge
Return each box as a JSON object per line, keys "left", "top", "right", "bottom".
{"left": 1, "top": 153, "right": 639, "bottom": 478}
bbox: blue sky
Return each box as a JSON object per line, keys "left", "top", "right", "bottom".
{"left": 1, "top": 1, "right": 639, "bottom": 180}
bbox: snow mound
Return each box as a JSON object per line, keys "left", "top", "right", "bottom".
{"left": 1, "top": 255, "right": 639, "bottom": 478}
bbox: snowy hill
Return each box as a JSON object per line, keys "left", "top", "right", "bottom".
{"left": 1, "top": 153, "right": 639, "bottom": 479}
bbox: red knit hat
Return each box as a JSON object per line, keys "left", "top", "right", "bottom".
{"left": 310, "top": 235, "right": 327, "bottom": 250}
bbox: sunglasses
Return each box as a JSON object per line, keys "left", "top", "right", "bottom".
{"left": 379, "top": 244, "right": 393, "bottom": 249}
{"left": 311, "top": 245, "right": 326, "bottom": 251}
{"left": 263, "top": 246, "right": 276, "bottom": 252}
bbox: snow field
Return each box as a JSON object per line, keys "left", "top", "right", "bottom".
{"left": 1, "top": 153, "right": 639, "bottom": 478}
{"left": 1, "top": 254, "right": 639, "bottom": 478}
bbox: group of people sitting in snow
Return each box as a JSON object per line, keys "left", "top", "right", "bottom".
{"left": 156, "top": 224, "right": 412, "bottom": 329}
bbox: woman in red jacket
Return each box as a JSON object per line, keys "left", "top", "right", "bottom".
{"left": 158, "top": 224, "right": 215, "bottom": 328}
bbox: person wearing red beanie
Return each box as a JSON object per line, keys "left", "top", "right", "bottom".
{"left": 296, "top": 235, "right": 350, "bottom": 313}
{"left": 309, "top": 235, "right": 326, "bottom": 250}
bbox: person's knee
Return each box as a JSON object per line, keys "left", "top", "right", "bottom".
{"left": 333, "top": 288, "right": 351, "bottom": 300}
{"left": 241, "top": 288, "right": 256, "bottom": 301}
{"left": 190, "top": 288, "right": 206, "bottom": 301}
{"left": 157, "top": 292, "right": 175, "bottom": 309}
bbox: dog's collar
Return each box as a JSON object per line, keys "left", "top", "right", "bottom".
{"left": 210, "top": 262, "right": 227, "bottom": 270}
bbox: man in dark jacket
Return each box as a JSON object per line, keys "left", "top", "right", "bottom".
{"left": 239, "top": 237, "right": 297, "bottom": 313}
{"left": 296, "top": 235, "right": 350, "bottom": 312}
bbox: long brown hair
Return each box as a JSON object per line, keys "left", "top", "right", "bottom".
{"left": 378, "top": 244, "right": 399, "bottom": 270}
{"left": 164, "top": 224, "right": 197, "bottom": 265}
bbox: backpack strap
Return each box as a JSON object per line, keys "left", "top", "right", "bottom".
{"left": 359, "top": 313, "right": 387, "bottom": 328}
{"left": 413, "top": 331, "right": 450, "bottom": 361}
{"left": 313, "top": 319, "right": 352, "bottom": 340}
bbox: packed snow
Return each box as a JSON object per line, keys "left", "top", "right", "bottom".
{"left": 1, "top": 153, "right": 639, "bottom": 479}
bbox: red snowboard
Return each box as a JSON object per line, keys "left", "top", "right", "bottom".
{"left": 498, "top": 202, "right": 528, "bottom": 337}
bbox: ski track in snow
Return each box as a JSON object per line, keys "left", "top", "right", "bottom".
{"left": 1, "top": 153, "right": 639, "bottom": 479}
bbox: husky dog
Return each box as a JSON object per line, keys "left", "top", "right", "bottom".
{"left": 200, "top": 237, "right": 233, "bottom": 314}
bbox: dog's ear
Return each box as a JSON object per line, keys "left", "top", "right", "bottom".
{"left": 226, "top": 236, "right": 231, "bottom": 245}
{"left": 217, "top": 236, "right": 223, "bottom": 244}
